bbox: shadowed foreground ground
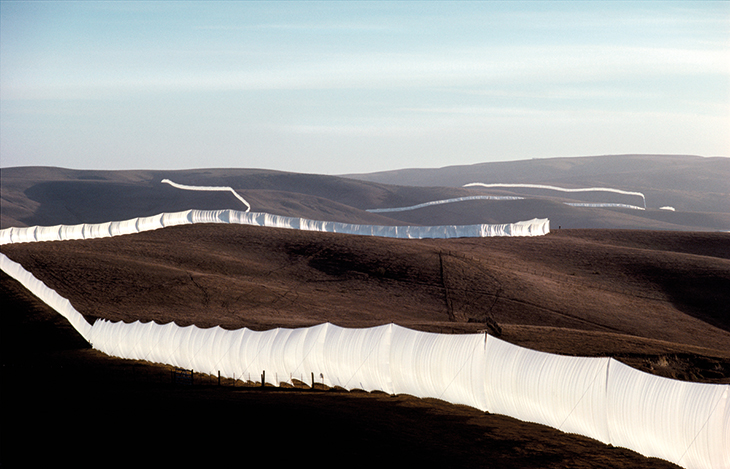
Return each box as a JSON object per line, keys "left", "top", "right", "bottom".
{"left": 1, "top": 270, "right": 680, "bottom": 469}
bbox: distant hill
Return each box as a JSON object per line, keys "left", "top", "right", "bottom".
{"left": 0, "top": 167, "right": 410, "bottom": 228}
{"left": 345, "top": 154, "right": 729, "bottom": 211}
{"left": 2, "top": 154, "right": 728, "bottom": 231}
{"left": 346, "top": 154, "right": 730, "bottom": 231}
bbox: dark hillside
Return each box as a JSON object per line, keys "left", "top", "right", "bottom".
{"left": 3, "top": 155, "right": 729, "bottom": 231}
{"left": 345, "top": 155, "right": 729, "bottom": 213}
{"left": 345, "top": 155, "right": 730, "bottom": 230}
{"left": 1, "top": 268, "right": 681, "bottom": 469}
{"left": 2, "top": 221, "right": 727, "bottom": 469}
{"left": 3, "top": 225, "right": 728, "bottom": 383}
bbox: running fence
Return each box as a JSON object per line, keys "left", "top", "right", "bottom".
{"left": 0, "top": 211, "right": 727, "bottom": 469}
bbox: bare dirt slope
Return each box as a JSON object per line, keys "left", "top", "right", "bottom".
{"left": 5, "top": 225, "right": 725, "bottom": 468}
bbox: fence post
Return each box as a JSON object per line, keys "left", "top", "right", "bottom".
{"left": 261, "top": 370, "right": 265, "bottom": 388}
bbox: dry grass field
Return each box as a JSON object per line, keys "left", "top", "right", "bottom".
{"left": 1, "top": 157, "right": 728, "bottom": 467}
{"left": 3, "top": 156, "right": 730, "bottom": 232}
{"left": 2, "top": 223, "right": 728, "bottom": 468}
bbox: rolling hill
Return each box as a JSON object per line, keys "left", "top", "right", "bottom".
{"left": 2, "top": 220, "right": 728, "bottom": 468}
{"left": 2, "top": 154, "right": 729, "bottom": 231}
{"left": 2, "top": 154, "right": 729, "bottom": 468}
{"left": 3, "top": 222, "right": 729, "bottom": 381}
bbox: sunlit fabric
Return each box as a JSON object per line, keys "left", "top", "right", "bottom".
{"left": 1, "top": 209, "right": 550, "bottom": 245}
{"left": 389, "top": 324, "right": 488, "bottom": 410}
{"left": 0, "top": 253, "right": 93, "bottom": 341}
{"left": 2, "top": 211, "right": 728, "bottom": 469}
{"left": 606, "top": 359, "right": 730, "bottom": 469}
{"left": 161, "top": 179, "right": 251, "bottom": 212}
{"left": 464, "top": 182, "right": 647, "bottom": 209}
{"left": 2, "top": 251, "right": 728, "bottom": 469}
{"left": 366, "top": 195, "right": 524, "bottom": 213}
{"left": 83, "top": 317, "right": 730, "bottom": 469}
{"left": 484, "top": 336, "right": 611, "bottom": 443}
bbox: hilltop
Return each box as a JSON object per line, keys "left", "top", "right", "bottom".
{"left": 2, "top": 154, "right": 729, "bottom": 468}
{"left": 2, "top": 154, "right": 729, "bottom": 231}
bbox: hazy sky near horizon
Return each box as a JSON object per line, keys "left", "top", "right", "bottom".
{"left": 1, "top": 1, "right": 728, "bottom": 174}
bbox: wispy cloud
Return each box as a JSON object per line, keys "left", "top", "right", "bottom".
{"left": 1, "top": 1, "right": 727, "bottom": 171}
{"left": 4, "top": 42, "right": 726, "bottom": 101}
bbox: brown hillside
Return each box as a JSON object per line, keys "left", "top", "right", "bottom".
{"left": 1, "top": 166, "right": 461, "bottom": 228}
{"left": 346, "top": 154, "right": 730, "bottom": 214}
{"left": 2, "top": 225, "right": 728, "bottom": 382}
{"left": 3, "top": 225, "right": 728, "bottom": 468}
{"left": 3, "top": 157, "right": 729, "bottom": 231}
{"left": 1, "top": 268, "right": 681, "bottom": 469}
{"left": 366, "top": 197, "right": 730, "bottom": 231}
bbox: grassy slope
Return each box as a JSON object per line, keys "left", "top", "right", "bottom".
{"left": 0, "top": 268, "right": 681, "bottom": 469}
{"left": 3, "top": 226, "right": 707, "bottom": 468}
{"left": 2, "top": 224, "right": 728, "bottom": 383}
{"left": 2, "top": 159, "right": 728, "bottom": 467}
{"left": 3, "top": 156, "right": 730, "bottom": 231}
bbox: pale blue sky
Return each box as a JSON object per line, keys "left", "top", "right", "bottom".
{"left": 1, "top": 1, "right": 728, "bottom": 174}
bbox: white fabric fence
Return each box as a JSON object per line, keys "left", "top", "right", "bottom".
{"left": 2, "top": 211, "right": 728, "bottom": 468}
{"left": 0, "top": 209, "right": 550, "bottom": 245}
{"left": 606, "top": 359, "right": 729, "bottom": 469}
{"left": 367, "top": 196, "right": 645, "bottom": 214}
{"left": 1, "top": 253, "right": 93, "bottom": 341}
{"left": 90, "top": 318, "right": 730, "bottom": 469}
{"left": 565, "top": 202, "right": 644, "bottom": 210}
{"left": 366, "top": 195, "right": 524, "bottom": 213}
{"left": 484, "top": 335, "right": 612, "bottom": 444}
{"left": 1, "top": 250, "right": 727, "bottom": 469}
{"left": 161, "top": 179, "right": 252, "bottom": 211}
{"left": 464, "top": 182, "right": 647, "bottom": 209}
